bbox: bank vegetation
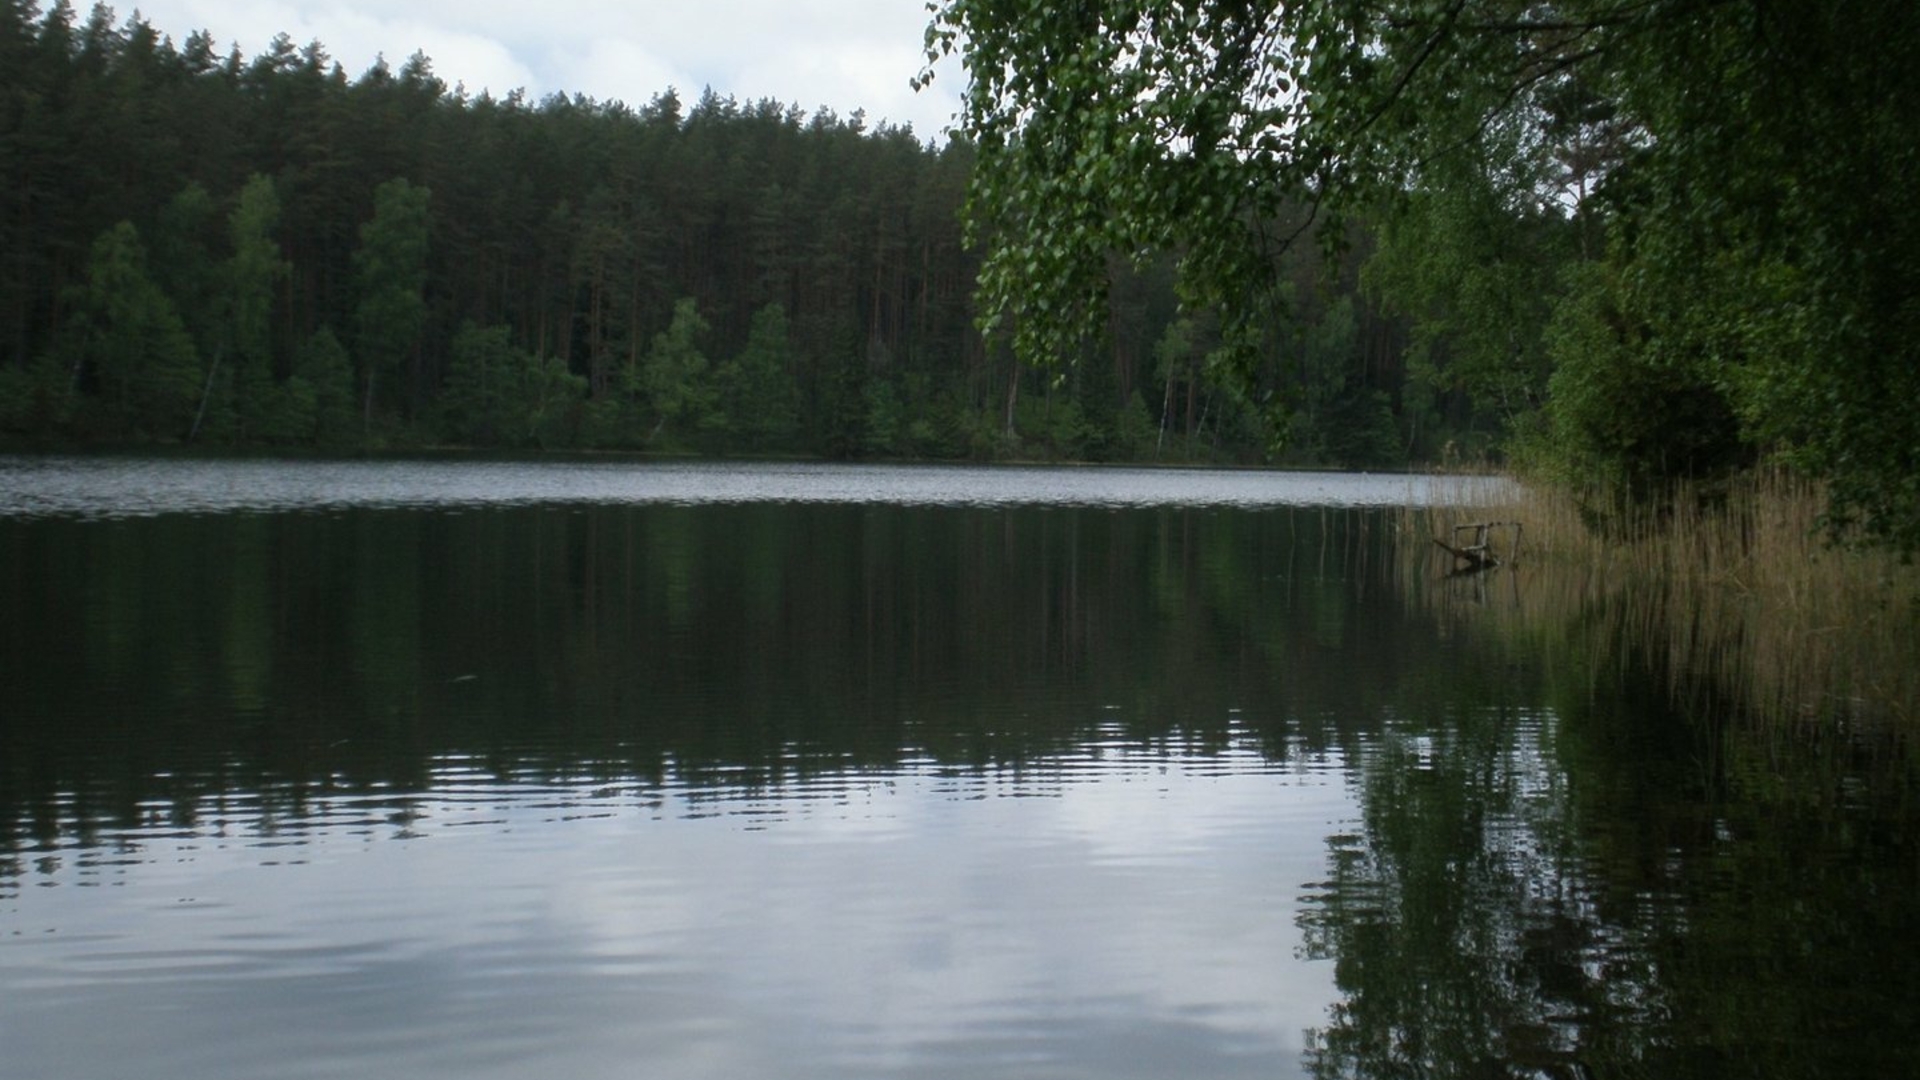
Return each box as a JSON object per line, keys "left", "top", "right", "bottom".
{"left": 1403, "top": 471, "right": 1920, "bottom": 733}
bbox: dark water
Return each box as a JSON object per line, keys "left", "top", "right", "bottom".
{"left": 0, "top": 458, "right": 1913, "bottom": 1080}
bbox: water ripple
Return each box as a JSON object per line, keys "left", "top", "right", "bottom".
{"left": 0, "top": 455, "right": 1513, "bottom": 519}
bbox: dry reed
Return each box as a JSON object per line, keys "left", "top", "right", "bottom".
{"left": 1399, "top": 469, "right": 1920, "bottom": 731}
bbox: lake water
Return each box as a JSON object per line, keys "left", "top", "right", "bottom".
{"left": 1, "top": 457, "right": 1912, "bottom": 1080}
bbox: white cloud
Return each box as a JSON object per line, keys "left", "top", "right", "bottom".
{"left": 560, "top": 36, "right": 698, "bottom": 112}
{"left": 124, "top": 0, "right": 963, "bottom": 137}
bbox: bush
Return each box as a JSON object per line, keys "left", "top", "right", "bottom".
{"left": 1539, "top": 262, "right": 1749, "bottom": 499}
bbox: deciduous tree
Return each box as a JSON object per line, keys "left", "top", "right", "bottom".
{"left": 923, "top": 0, "right": 1920, "bottom": 545}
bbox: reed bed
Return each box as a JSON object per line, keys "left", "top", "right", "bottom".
{"left": 1400, "top": 469, "right": 1920, "bottom": 731}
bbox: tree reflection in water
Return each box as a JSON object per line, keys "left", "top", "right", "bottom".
{"left": 1301, "top": 566, "right": 1919, "bottom": 1079}
{"left": 1, "top": 499, "right": 1914, "bottom": 1078}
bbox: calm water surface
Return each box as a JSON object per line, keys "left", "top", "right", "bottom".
{"left": 0, "top": 456, "right": 1507, "bottom": 518}
{"left": 0, "top": 458, "right": 1912, "bottom": 1080}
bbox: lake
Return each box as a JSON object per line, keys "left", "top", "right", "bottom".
{"left": 1, "top": 457, "right": 1913, "bottom": 1080}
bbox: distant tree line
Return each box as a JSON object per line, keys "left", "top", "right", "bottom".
{"left": 3, "top": 2, "right": 1525, "bottom": 466}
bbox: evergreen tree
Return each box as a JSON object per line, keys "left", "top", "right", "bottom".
{"left": 639, "top": 298, "right": 714, "bottom": 446}
{"left": 0, "top": 7, "right": 1282, "bottom": 465}
{"left": 439, "top": 321, "right": 522, "bottom": 445}
{"left": 352, "top": 176, "right": 431, "bottom": 430}
{"left": 293, "top": 325, "right": 357, "bottom": 447}
{"left": 68, "top": 220, "right": 202, "bottom": 437}
{"left": 214, "top": 173, "right": 294, "bottom": 440}
{"left": 148, "top": 183, "right": 222, "bottom": 355}
{"left": 519, "top": 351, "right": 586, "bottom": 449}
{"left": 715, "top": 302, "right": 801, "bottom": 452}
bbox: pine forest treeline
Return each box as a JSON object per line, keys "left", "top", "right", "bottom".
{"left": 1, "top": 3, "right": 1453, "bottom": 464}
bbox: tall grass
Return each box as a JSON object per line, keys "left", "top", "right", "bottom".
{"left": 1400, "top": 469, "right": 1920, "bottom": 730}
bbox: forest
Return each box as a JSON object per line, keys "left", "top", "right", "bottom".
{"left": 9, "top": 1, "right": 1915, "bottom": 550}
{"left": 0, "top": 1, "right": 1471, "bottom": 466}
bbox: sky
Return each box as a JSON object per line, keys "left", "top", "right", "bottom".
{"left": 123, "top": 0, "right": 966, "bottom": 140}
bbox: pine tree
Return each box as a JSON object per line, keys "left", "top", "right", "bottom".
{"left": 351, "top": 176, "right": 431, "bottom": 431}
{"left": 70, "top": 221, "right": 202, "bottom": 437}
{"left": 716, "top": 302, "right": 801, "bottom": 452}
{"left": 293, "top": 325, "right": 357, "bottom": 447}
{"left": 640, "top": 298, "right": 714, "bottom": 446}
{"left": 224, "top": 173, "right": 291, "bottom": 436}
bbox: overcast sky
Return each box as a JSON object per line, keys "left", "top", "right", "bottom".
{"left": 124, "top": 1, "right": 965, "bottom": 140}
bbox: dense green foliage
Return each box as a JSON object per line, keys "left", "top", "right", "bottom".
{"left": 1, "top": 2, "right": 1445, "bottom": 463}
{"left": 0, "top": 2, "right": 960, "bottom": 455}
{"left": 19, "top": 2, "right": 1909, "bottom": 502}
{"left": 925, "top": 0, "right": 1920, "bottom": 545}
